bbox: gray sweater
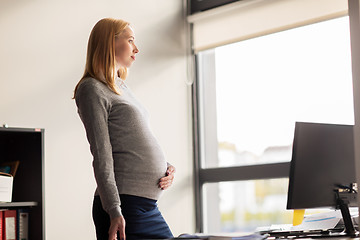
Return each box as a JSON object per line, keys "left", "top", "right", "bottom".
{"left": 75, "top": 77, "right": 168, "bottom": 218}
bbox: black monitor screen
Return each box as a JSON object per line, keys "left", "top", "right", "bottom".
{"left": 287, "top": 122, "right": 356, "bottom": 210}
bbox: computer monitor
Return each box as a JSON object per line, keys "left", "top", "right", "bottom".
{"left": 286, "top": 122, "right": 358, "bottom": 236}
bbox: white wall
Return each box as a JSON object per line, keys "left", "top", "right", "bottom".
{"left": 0, "top": 0, "right": 194, "bottom": 239}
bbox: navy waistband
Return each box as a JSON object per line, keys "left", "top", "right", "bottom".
{"left": 120, "top": 194, "right": 157, "bottom": 210}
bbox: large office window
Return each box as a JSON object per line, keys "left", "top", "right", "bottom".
{"left": 194, "top": 16, "right": 354, "bottom": 233}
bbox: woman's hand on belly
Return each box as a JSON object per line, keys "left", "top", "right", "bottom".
{"left": 158, "top": 165, "right": 176, "bottom": 190}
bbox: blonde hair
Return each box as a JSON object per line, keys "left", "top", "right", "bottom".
{"left": 73, "top": 18, "right": 130, "bottom": 98}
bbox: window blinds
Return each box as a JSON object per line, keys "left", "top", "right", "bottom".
{"left": 188, "top": 0, "right": 348, "bottom": 53}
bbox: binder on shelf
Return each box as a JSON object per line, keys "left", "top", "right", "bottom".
{"left": 16, "top": 208, "right": 29, "bottom": 240}
{"left": 4, "top": 209, "right": 16, "bottom": 240}
{"left": 17, "top": 208, "right": 29, "bottom": 240}
{"left": 0, "top": 210, "right": 4, "bottom": 240}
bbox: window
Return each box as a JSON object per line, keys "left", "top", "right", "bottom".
{"left": 194, "top": 16, "right": 354, "bottom": 233}
{"left": 203, "top": 179, "right": 291, "bottom": 232}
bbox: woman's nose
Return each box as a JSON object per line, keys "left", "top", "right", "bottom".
{"left": 134, "top": 45, "right": 139, "bottom": 54}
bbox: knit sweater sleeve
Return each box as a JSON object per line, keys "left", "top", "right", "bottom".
{"left": 75, "top": 80, "right": 122, "bottom": 218}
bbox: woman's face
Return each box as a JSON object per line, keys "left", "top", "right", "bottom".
{"left": 115, "top": 26, "right": 139, "bottom": 69}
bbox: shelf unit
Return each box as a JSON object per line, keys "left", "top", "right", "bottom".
{"left": 0, "top": 127, "right": 45, "bottom": 239}
{"left": 0, "top": 201, "right": 38, "bottom": 208}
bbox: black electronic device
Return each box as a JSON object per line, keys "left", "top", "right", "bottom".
{"left": 286, "top": 122, "right": 358, "bottom": 237}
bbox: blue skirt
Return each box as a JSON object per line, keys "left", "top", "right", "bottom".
{"left": 92, "top": 194, "right": 173, "bottom": 240}
{"left": 120, "top": 194, "right": 173, "bottom": 239}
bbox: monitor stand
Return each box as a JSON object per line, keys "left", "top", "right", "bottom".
{"left": 335, "top": 187, "right": 358, "bottom": 237}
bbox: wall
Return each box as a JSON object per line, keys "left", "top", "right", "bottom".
{"left": 0, "top": 0, "right": 194, "bottom": 239}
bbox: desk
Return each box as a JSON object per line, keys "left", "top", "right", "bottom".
{"left": 158, "top": 231, "right": 360, "bottom": 240}
{"left": 162, "top": 237, "right": 359, "bottom": 240}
